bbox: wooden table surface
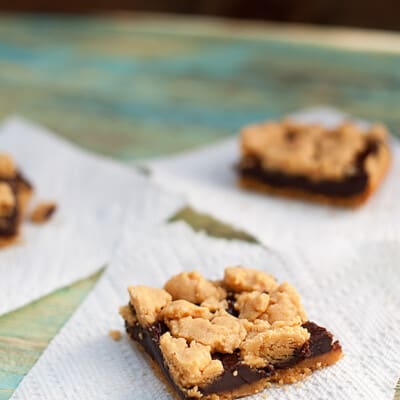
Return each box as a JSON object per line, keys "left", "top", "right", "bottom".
{"left": 0, "top": 13, "right": 400, "bottom": 399}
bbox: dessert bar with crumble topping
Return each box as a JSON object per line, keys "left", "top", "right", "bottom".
{"left": 120, "top": 267, "right": 342, "bottom": 400}
{"left": 237, "top": 120, "right": 390, "bottom": 207}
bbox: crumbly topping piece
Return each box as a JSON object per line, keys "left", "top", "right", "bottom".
{"left": 168, "top": 313, "right": 246, "bottom": 353}
{"left": 235, "top": 291, "right": 270, "bottom": 321}
{"left": 0, "top": 153, "right": 17, "bottom": 178}
{"left": 160, "top": 332, "right": 223, "bottom": 388}
{"left": 0, "top": 183, "right": 15, "bottom": 217}
{"left": 224, "top": 267, "right": 278, "bottom": 293}
{"left": 128, "top": 286, "right": 172, "bottom": 326}
{"left": 109, "top": 330, "right": 122, "bottom": 341}
{"left": 161, "top": 300, "right": 212, "bottom": 321}
{"left": 164, "top": 271, "right": 226, "bottom": 304}
{"left": 30, "top": 201, "right": 57, "bottom": 223}
{"left": 241, "top": 120, "right": 386, "bottom": 181}
{"left": 240, "top": 318, "right": 271, "bottom": 333}
{"left": 367, "top": 124, "right": 388, "bottom": 142}
{"left": 119, "top": 304, "right": 137, "bottom": 326}
{"left": 266, "top": 283, "right": 307, "bottom": 324}
{"left": 241, "top": 323, "right": 310, "bottom": 368}
{"left": 200, "top": 297, "right": 228, "bottom": 312}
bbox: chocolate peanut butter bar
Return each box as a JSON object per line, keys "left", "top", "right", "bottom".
{"left": 120, "top": 267, "right": 342, "bottom": 399}
{"left": 0, "top": 153, "right": 33, "bottom": 244}
{"left": 237, "top": 120, "right": 391, "bottom": 206}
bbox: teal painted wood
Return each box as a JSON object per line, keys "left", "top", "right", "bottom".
{"left": 0, "top": 14, "right": 399, "bottom": 162}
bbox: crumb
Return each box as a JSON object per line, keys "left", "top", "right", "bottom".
{"left": 30, "top": 201, "right": 57, "bottom": 223}
{"left": 109, "top": 330, "right": 122, "bottom": 341}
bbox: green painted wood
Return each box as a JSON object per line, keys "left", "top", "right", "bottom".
{"left": 1, "top": 13, "right": 400, "bottom": 399}
{"left": 0, "top": 269, "right": 103, "bottom": 400}
{"left": 169, "top": 206, "right": 258, "bottom": 243}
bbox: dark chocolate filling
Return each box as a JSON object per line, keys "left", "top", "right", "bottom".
{"left": 225, "top": 292, "right": 239, "bottom": 317}
{"left": 125, "top": 306, "right": 339, "bottom": 400}
{"left": 237, "top": 140, "right": 379, "bottom": 198}
{"left": 125, "top": 318, "right": 191, "bottom": 399}
{"left": 201, "top": 352, "right": 274, "bottom": 395}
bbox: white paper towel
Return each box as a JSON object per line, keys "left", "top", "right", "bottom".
{"left": 11, "top": 223, "right": 400, "bottom": 400}
{"left": 148, "top": 107, "right": 400, "bottom": 248}
{"left": 0, "top": 117, "right": 184, "bottom": 315}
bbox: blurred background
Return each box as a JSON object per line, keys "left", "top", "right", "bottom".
{"left": 1, "top": 0, "right": 399, "bottom": 30}
{"left": 0, "top": 1, "right": 399, "bottom": 161}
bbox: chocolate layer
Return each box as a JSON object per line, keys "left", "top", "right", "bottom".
{"left": 126, "top": 319, "right": 189, "bottom": 400}
{"left": 274, "top": 321, "right": 340, "bottom": 370}
{"left": 200, "top": 352, "right": 273, "bottom": 396}
{"left": 125, "top": 309, "right": 339, "bottom": 400}
{"left": 238, "top": 140, "right": 379, "bottom": 198}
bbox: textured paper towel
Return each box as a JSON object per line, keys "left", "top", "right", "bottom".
{"left": 11, "top": 223, "right": 400, "bottom": 400}
{"left": 0, "top": 117, "right": 183, "bottom": 315}
{"left": 149, "top": 107, "right": 400, "bottom": 248}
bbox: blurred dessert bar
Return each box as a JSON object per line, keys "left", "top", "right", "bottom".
{"left": 237, "top": 120, "right": 391, "bottom": 207}
{"left": 0, "top": 153, "right": 33, "bottom": 244}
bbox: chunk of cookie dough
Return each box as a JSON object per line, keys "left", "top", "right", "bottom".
{"left": 164, "top": 271, "right": 226, "bottom": 304}
{"left": 128, "top": 286, "right": 171, "bottom": 326}
{"left": 167, "top": 312, "right": 246, "bottom": 353}
{"left": 224, "top": 267, "right": 278, "bottom": 293}
{"left": 121, "top": 267, "right": 342, "bottom": 400}
{"left": 160, "top": 333, "right": 224, "bottom": 388}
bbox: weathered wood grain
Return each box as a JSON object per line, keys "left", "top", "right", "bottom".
{"left": 0, "top": 14, "right": 399, "bottom": 163}
{"left": 169, "top": 206, "right": 258, "bottom": 243}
